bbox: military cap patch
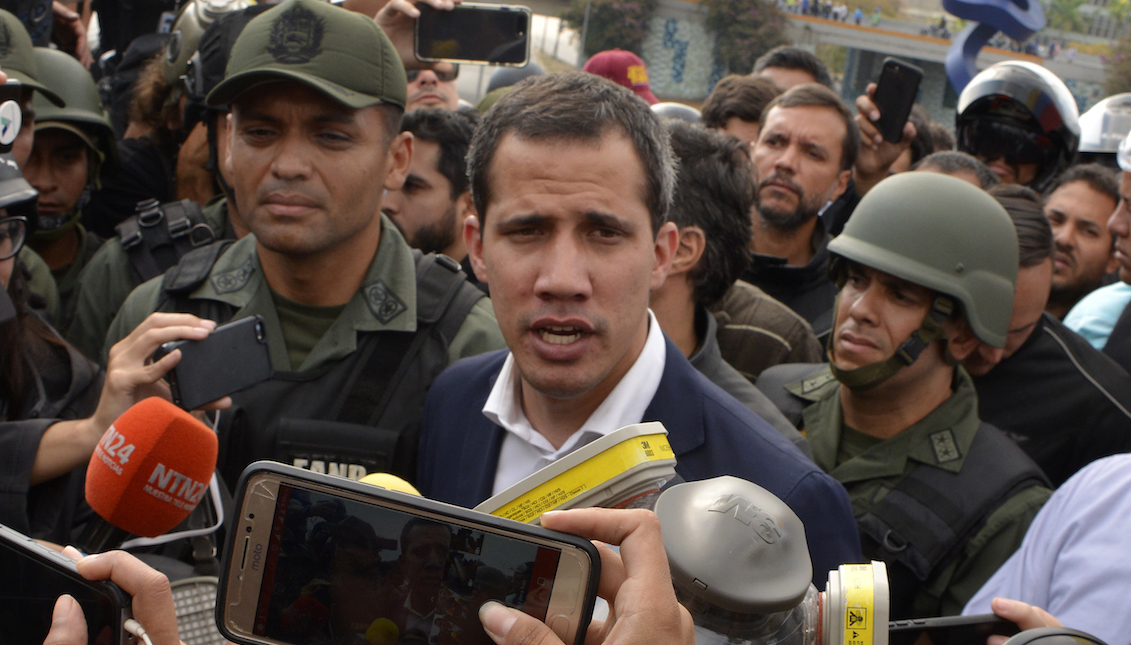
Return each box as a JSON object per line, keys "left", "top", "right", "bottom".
{"left": 364, "top": 279, "right": 407, "bottom": 324}
{"left": 268, "top": 4, "right": 324, "bottom": 65}
{"left": 211, "top": 257, "right": 255, "bottom": 294}
{"left": 929, "top": 429, "right": 961, "bottom": 464}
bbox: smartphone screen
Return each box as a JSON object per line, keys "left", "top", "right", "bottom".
{"left": 0, "top": 533, "right": 126, "bottom": 644}
{"left": 250, "top": 483, "right": 563, "bottom": 645}
{"left": 416, "top": 4, "right": 529, "bottom": 65}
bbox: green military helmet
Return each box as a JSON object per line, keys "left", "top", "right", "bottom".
{"left": 829, "top": 172, "right": 1019, "bottom": 349}
{"left": 162, "top": 0, "right": 251, "bottom": 92}
{"left": 32, "top": 48, "right": 118, "bottom": 170}
{"left": 0, "top": 9, "right": 61, "bottom": 106}
{"left": 0, "top": 154, "right": 39, "bottom": 230}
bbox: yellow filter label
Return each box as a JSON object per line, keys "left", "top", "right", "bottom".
{"left": 842, "top": 564, "right": 875, "bottom": 645}
{"left": 490, "top": 434, "right": 673, "bottom": 523}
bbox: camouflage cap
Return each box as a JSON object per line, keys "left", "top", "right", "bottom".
{"left": 0, "top": 9, "right": 62, "bottom": 106}
{"left": 206, "top": 0, "right": 406, "bottom": 110}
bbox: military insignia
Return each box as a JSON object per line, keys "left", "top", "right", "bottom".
{"left": 267, "top": 4, "right": 324, "bottom": 65}
{"left": 0, "top": 21, "right": 12, "bottom": 58}
{"left": 800, "top": 371, "right": 836, "bottom": 394}
{"left": 929, "top": 429, "right": 961, "bottom": 463}
{"left": 364, "top": 280, "right": 407, "bottom": 324}
{"left": 211, "top": 257, "right": 255, "bottom": 294}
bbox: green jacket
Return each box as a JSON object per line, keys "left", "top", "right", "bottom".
{"left": 50, "top": 223, "right": 103, "bottom": 336}
{"left": 17, "top": 246, "right": 60, "bottom": 324}
{"left": 104, "top": 214, "right": 504, "bottom": 371}
{"left": 791, "top": 366, "right": 1050, "bottom": 617}
{"left": 67, "top": 199, "right": 229, "bottom": 363}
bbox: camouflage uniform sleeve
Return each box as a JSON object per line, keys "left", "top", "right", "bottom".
{"left": 445, "top": 296, "right": 506, "bottom": 365}
{"left": 101, "top": 276, "right": 167, "bottom": 365}
{"left": 937, "top": 484, "right": 1052, "bottom": 615}
{"left": 65, "top": 238, "right": 138, "bottom": 365}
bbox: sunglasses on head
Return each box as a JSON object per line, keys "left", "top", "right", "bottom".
{"left": 406, "top": 65, "right": 460, "bottom": 83}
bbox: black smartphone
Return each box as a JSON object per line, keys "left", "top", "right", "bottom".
{"left": 415, "top": 2, "right": 531, "bottom": 66}
{"left": 0, "top": 524, "right": 134, "bottom": 645}
{"left": 0, "top": 80, "right": 21, "bottom": 154}
{"left": 218, "top": 462, "right": 600, "bottom": 645}
{"left": 154, "top": 314, "right": 272, "bottom": 411}
{"left": 871, "top": 57, "right": 923, "bottom": 143}
{"left": 889, "top": 613, "right": 1021, "bottom": 645}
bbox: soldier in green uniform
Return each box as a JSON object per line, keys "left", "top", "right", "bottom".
{"left": 22, "top": 47, "right": 119, "bottom": 334}
{"left": 103, "top": 0, "right": 504, "bottom": 488}
{"left": 757, "top": 172, "right": 1051, "bottom": 620}
{"left": 66, "top": 6, "right": 267, "bottom": 363}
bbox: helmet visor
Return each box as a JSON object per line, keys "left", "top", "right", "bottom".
{"left": 960, "top": 119, "right": 1056, "bottom": 166}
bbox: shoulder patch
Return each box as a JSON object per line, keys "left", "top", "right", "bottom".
{"left": 364, "top": 279, "right": 407, "bottom": 324}
{"left": 268, "top": 4, "right": 324, "bottom": 64}
{"left": 211, "top": 256, "right": 255, "bottom": 294}
{"left": 800, "top": 371, "right": 836, "bottom": 394}
{"left": 929, "top": 429, "right": 961, "bottom": 463}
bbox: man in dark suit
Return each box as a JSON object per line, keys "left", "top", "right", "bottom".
{"left": 416, "top": 72, "right": 861, "bottom": 582}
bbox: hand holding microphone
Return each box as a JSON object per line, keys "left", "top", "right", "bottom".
{"left": 32, "top": 313, "right": 222, "bottom": 487}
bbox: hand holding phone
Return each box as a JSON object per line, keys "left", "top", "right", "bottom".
{"left": 415, "top": 2, "right": 530, "bottom": 66}
{"left": 480, "top": 508, "right": 695, "bottom": 645}
{"left": 153, "top": 315, "right": 272, "bottom": 411}
{"left": 870, "top": 57, "right": 923, "bottom": 144}
{"left": 220, "top": 463, "right": 600, "bottom": 645}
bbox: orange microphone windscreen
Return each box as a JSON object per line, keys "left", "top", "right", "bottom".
{"left": 85, "top": 397, "right": 219, "bottom": 537}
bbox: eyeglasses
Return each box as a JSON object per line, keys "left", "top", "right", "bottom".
{"left": 0, "top": 216, "right": 27, "bottom": 261}
{"left": 960, "top": 119, "right": 1055, "bottom": 166}
{"left": 405, "top": 65, "right": 460, "bottom": 83}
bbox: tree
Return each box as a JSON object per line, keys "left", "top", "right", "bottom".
{"left": 1105, "top": 30, "right": 1131, "bottom": 94}
{"left": 1045, "top": 0, "right": 1087, "bottom": 34}
{"left": 562, "top": 0, "right": 659, "bottom": 59}
{"left": 701, "top": 0, "right": 790, "bottom": 74}
{"left": 1109, "top": 0, "right": 1130, "bottom": 36}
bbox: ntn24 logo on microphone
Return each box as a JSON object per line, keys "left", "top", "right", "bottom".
{"left": 144, "top": 463, "right": 209, "bottom": 509}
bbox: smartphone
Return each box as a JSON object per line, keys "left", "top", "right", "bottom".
{"left": 889, "top": 613, "right": 1021, "bottom": 645}
{"left": 0, "top": 80, "right": 22, "bottom": 154}
{"left": 871, "top": 57, "right": 923, "bottom": 143}
{"left": 415, "top": 3, "right": 531, "bottom": 66}
{"left": 218, "top": 462, "right": 600, "bottom": 645}
{"left": 0, "top": 524, "right": 134, "bottom": 645}
{"left": 154, "top": 314, "right": 272, "bottom": 411}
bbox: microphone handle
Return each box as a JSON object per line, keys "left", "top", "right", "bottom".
{"left": 76, "top": 518, "right": 133, "bottom": 554}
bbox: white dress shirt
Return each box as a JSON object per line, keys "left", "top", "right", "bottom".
{"left": 485, "top": 311, "right": 666, "bottom": 495}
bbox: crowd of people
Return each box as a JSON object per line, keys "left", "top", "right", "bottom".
{"left": 0, "top": 0, "right": 1130, "bottom": 643}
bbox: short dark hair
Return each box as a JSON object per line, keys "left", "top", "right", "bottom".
{"left": 400, "top": 107, "right": 479, "bottom": 199}
{"left": 762, "top": 84, "right": 859, "bottom": 171}
{"left": 701, "top": 75, "right": 783, "bottom": 130}
{"left": 989, "top": 184, "right": 1055, "bottom": 267}
{"left": 1045, "top": 162, "right": 1119, "bottom": 204}
{"left": 753, "top": 46, "right": 834, "bottom": 89}
{"left": 908, "top": 105, "right": 935, "bottom": 166}
{"left": 928, "top": 121, "right": 955, "bottom": 152}
{"left": 468, "top": 72, "right": 676, "bottom": 234}
{"left": 666, "top": 121, "right": 755, "bottom": 308}
{"left": 912, "top": 150, "right": 999, "bottom": 189}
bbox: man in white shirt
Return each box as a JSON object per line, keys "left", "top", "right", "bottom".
{"left": 416, "top": 72, "right": 861, "bottom": 582}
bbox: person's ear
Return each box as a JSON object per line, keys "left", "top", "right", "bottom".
{"left": 383, "top": 131, "right": 414, "bottom": 191}
{"left": 651, "top": 221, "right": 680, "bottom": 290}
{"left": 465, "top": 214, "right": 487, "bottom": 285}
{"left": 944, "top": 317, "right": 981, "bottom": 362}
{"left": 831, "top": 167, "right": 851, "bottom": 202}
{"left": 456, "top": 191, "right": 475, "bottom": 221}
{"left": 670, "top": 226, "right": 706, "bottom": 278}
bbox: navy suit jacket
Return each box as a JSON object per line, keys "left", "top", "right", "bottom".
{"left": 418, "top": 337, "right": 862, "bottom": 581}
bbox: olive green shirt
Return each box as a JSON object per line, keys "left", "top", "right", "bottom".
{"left": 67, "top": 199, "right": 230, "bottom": 364}
{"left": 790, "top": 366, "right": 1051, "bottom": 617}
{"left": 16, "top": 246, "right": 60, "bottom": 324}
{"left": 48, "top": 223, "right": 103, "bottom": 335}
{"left": 104, "top": 214, "right": 505, "bottom": 373}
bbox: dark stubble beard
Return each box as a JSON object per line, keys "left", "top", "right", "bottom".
{"left": 755, "top": 173, "right": 823, "bottom": 233}
{"left": 409, "top": 202, "right": 459, "bottom": 256}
